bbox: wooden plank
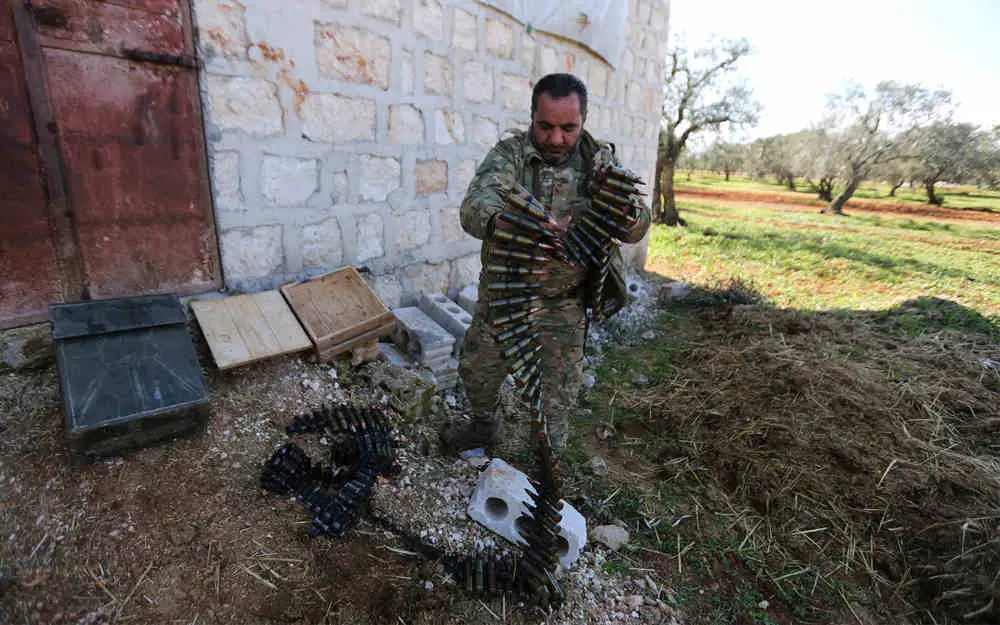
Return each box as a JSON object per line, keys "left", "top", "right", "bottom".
{"left": 227, "top": 294, "right": 281, "bottom": 360}
{"left": 254, "top": 290, "right": 313, "bottom": 353}
{"left": 317, "top": 321, "right": 396, "bottom": 362}
{"left": 191, "top": 292, "right": 311, "bottom": 370}
{"left": 12, "top": 1, "right": 85, "bottom": 302}
{"left": 191, "top": 299, "right": 252, "bottom": 370}
{"left": 30, "top": 0, "right": 185, "bottom": 58}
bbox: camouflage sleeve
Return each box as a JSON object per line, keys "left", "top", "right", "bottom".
{"left": 592, "top": 142, "right": 650, "bottom": 244}
{"left": 460, "top": 140, "right": 519, "bottom": 240}
{"left": 622, "top": 196, "right": 651, "bottom": 244}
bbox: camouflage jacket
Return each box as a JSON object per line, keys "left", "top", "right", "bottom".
{"left": 460, "top": 129, "right": 651, "bottom": 317}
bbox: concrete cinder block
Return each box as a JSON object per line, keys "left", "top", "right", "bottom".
{"left": 419, "top": 292, "right": 473, "bottom": 356}
{"left": 427, "top": 355, "right": 459, "bottom": 391}
{"left": 392, "top": 307, "right": 455, "bottom": 366}
{"left": 457, "top": 283, "right": 478, "bottom": 316}
{"left": 467, "top": 458, "right": 586, "bottom": 569}
{"left": 377, "top": 342, "right": 412, "bottom": 370}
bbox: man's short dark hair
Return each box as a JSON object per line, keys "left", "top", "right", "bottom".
{"left": 531, "top": 73, "right": 588, "bottom": 119}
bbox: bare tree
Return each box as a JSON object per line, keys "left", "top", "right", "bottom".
{"left": 820, "top": 81, "right": 951, "bottom": 215}
{"left": 654, "top": 37, "right": 760, "bottom": 225}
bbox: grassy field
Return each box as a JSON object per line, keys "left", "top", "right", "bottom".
{"left": 645, "top": 196, "right": 1000, "bottom": 320}
{"left": 675, "top": 171, "right": 1000, "bottom": 213}
{"left": 567, "top": 189, "right": 999, "bottom": 625}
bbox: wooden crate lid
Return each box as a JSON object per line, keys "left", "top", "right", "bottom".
{"left": 280, "top": 266, "right": 395, "bottom": 349}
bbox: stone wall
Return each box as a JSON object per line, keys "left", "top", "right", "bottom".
{"left": 193, "top": 0, "right": 670, "bottom": 307}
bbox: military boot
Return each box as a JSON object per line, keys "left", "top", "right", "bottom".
{"left": 439, "top": 416, "right": 501, "bottom": 456}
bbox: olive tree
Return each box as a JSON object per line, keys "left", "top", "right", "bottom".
{"left": 653, "top": 37, "right": 760, "bottom": 225}
{"left": 705, "top": 140, "right": 746, "bottom": 181}
{"left": 908, "top": 122, "right": 981, "bottom": 205}
{"left": 974, "top": 126, "right": 1000, "bottom": 189}
{"left": 820, "top": 81, "right": 951, "bottom": 215}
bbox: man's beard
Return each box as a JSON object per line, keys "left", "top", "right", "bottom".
{"left": 530, "top": 130, "right": 582, "bottom": 166}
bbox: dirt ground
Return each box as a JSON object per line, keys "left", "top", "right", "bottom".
{"left": 0, "top": 355, "right": 432, "bottom": 625}
{"left": 0, "top": 331, "right": 680, "bottom": 625}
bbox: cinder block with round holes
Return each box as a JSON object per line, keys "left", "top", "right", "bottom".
{"left": 467, "top": 458, "right": 586, "bottom": 569}
{"left": 418, "top": 292, "right": 473, "bottom": 357}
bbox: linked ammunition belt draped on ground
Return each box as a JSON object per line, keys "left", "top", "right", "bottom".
{"left": 258, "top": 164, "right": 644, "bottom": 612}
{"left": 260, "top": 404, "right": 397, "bottom": 537}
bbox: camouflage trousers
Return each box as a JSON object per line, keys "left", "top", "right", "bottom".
{"left": 457, "top": 291, "right": 587, "bottom": 456}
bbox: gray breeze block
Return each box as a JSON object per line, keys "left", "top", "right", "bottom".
{"left": 419, "top": 292, "right": 473, "bottom": 356}
{"left": 392, "top": 306, "right": 455, "bottom": 366}
{"left": 457, "top": 284, "right": 478, "bottom": 316}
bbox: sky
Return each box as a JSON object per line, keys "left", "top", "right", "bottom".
{"left": 668, "top": 0, "right": 1000, "bottom": 140}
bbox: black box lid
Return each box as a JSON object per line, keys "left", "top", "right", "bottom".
{"left": 49, "top": 294, "right": 188, "bottom": 340}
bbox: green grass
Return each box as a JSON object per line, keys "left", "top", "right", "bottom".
{"left": 674, "top": 171, "right": 1000, "bottom": 212}
{"left": 645, "top": 199, "right": 1000, "bottom": 322}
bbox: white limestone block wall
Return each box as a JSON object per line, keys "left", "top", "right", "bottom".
{"left": 192, "top": 0, "right": 670, "bottom": 307}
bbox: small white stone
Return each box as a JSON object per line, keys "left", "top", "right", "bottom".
{"left": 588, "top": 456, "right": 609, "bottom": 477}
{"left": 625, "top": 595, "right": 644, "bottom": 609}
{"left": 591, "top": 524, "right": 629, "bottom": 551}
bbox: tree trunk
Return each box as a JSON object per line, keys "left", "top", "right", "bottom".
{"left": 816, "top": 178, "right": 833, "bottom": 202}
{"left": 889, "top": 180, "right": 903, "bottom": 197}
{"left": 656, "top": 158, "right": 684, "bottom": 226}
{"left": 823, "top": 175, "right": 860, "bottom": 215}
{"left": 724, "top": 167, "right": 730, "bottom": 182}
{"left": 786, "top": 176, "right": 795, "bottom": 191}
{"left": 651, "top": 148, "right": 663, "bottom": 220}
{"left": 924, "top": 181, "right": 942, "bottom": 205}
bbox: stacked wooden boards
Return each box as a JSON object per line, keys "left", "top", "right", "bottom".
{"left": 191, "top": 267, "right": 395, "bottom": 370}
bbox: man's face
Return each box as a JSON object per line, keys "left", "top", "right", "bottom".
{"left": 531, "top": 92, "right": 584, "bottom": 163}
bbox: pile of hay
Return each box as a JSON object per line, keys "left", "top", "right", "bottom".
{"left": 620, "top": 302, "right": 1000, "bottom": 623}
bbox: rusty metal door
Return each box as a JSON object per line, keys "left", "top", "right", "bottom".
{"left": 0, "top": 0, "right": 221, "bottom": 330}
{"left": 0, "top": 1, "right": 64, "bottom": 329}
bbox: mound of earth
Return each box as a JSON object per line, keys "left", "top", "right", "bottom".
{"left": 614, "top": 300, "right": 1000, "bottom": 623}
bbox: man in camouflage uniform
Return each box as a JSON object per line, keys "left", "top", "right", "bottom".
{"left": 440, "top": 73, "right": 651, "bottom": 456}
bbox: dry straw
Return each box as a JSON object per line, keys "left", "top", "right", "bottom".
{"left": 617, "top": 304, "right": 999, "bottom": 623}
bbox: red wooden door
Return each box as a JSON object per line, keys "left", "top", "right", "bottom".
{"left": 0, "top": 0, "right": 221, "bottom": 329}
